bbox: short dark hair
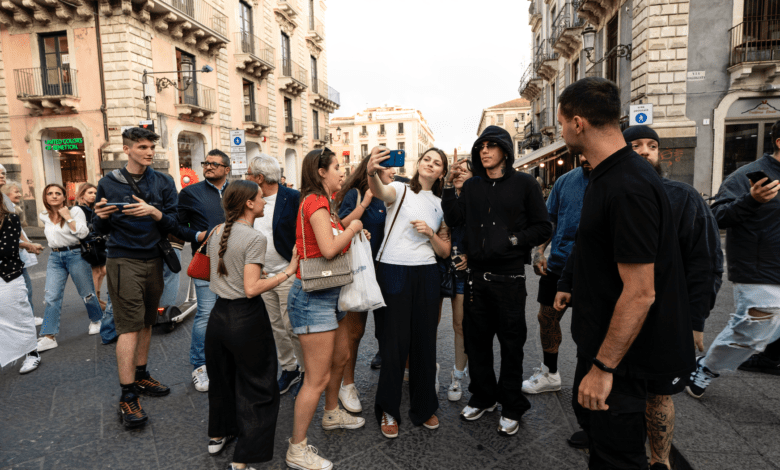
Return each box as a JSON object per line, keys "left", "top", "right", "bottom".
{"left": 207, "top": 149, "right": 230, "bottom": 167}
{"left": 558, "top": 77, "right": 621, "bottom": 129}
{"left": 122, "top": 127, "right": 159, "bottom": 147}
{"left": 772, "top": 120, "right": 780, "bottom": 153}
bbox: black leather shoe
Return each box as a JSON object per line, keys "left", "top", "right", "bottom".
{"left": 135, "top": 375, "right": 171, "bottom": 397}
{"left": 118, "top": 393, "right": 148, "bottom": 428}
{"left": 567, "top": 430, "right": 588, "bottom": 449}
{"left": 738, "top": 354, "right": 780, "bottom": 375}
{"left": 371, "top": 352, "right": 382, "bottom": 369}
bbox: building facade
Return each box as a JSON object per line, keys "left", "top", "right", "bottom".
{"left": 330, "top": 106, "right": 435, "bottom": 178}
{"left": 477, "top": 98, "right": 532, "bottom": 156}
{"left": 0, "top": 0, "right": 339, "bottom": 224}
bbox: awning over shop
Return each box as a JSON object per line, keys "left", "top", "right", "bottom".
{"left": 514, "top": 140, "right": 567, "bottom": 168}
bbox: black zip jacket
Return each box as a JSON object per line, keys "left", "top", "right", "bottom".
{"left": 442, "top": 125, "right": 552, "bottom": 275}
{"left": 711, "top": 154, "right": 780, "bottom": 285}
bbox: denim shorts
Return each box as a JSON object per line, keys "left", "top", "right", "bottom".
{"left": 455, "top": 277, "right": 465, "bottom": 295}
{"left": 287, "top": 277, "right": 347, "bottom": 335}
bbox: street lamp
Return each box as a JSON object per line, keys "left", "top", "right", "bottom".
{"left": 513, "top": 118, "right": 520, "bottom": 131}
{"left": 557, "top": 158, "right": 564, "bottom": 165}
{"left": 336, "top": 126, "right": 342, "bottom": 138}
{"left": 581, "top": 24, "right": 632, "bottom": 65}
{"left": 142, "top": 65, "right": 214, "bottom": 120}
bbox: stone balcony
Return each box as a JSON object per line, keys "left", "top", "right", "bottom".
{"left": 312, "top": 125, "right": 328, "bottom": 148}
{"left": 234, "top": 32, "right": 275, "bottom": 80}
{"left": 518, "top": 63, "right": 543, "bottom": 101}
{"left": 173, "top": 81, "right": 217, "bottom": 122}
{"left": 310, "top": 79, "right": 339, "bottom": 113}
{"left": 0, "top": 0, "right": 93, "bottom": 26}
{"left": 551, "top": 2, "right": 586, "bottom": 59}
{"left": 274, "top": 0, "right": 298, "bottom": 35}
{"left": 284, "top": 117, "right": 303, "bottom": 143}
{"left": 277, "top": 59, "right": 307, "bottom": 96}
{"left": 576, "top": 0, "right": 619, "bottom": 28}
{"left": 243, "top": 103, "right": 270, "bottom": 134}
{"left": 13, "top": 66, "right": 80, "bottom": 116}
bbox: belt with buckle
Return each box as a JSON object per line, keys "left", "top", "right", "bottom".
{"left": 51, "top": 244, "right": 81, "bottom": 253}
{"left": 475, "top": 271, "right": 525, "bottom": 283}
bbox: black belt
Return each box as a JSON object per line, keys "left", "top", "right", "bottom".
{"left": 51, "top": 244, "right": 81, "bottom": 252}
{"left": 473, "top": 271, "right": 525, "bottom": 283}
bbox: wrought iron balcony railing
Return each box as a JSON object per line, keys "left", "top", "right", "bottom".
{"left": 285, "top": 117, "right": 303, "bottom": 135}
{"left": 328, "top": 85, "right": 341, "bottom": 106}
{"left": 729, "top": 19, "right": 780, "bottom": 66}
{"left": 245, "top": 102, "right": 269, "bottom": 125}
{"left": 234, "top": 31, "right": 275, "bottom": 67}
{"left": 179, "top": 81, "right": 216, "bottom": 111}
{"left": 159, "top": 0, "right": 227, "bottom": 36}
{"left": 279, "top": 58, "right": 308, "bottom": 87}
{"left": 551, "top": 2, "right": 585, "bottom": 45}
{"left": 14, "top": 66, "right": 78, "bottom": 98}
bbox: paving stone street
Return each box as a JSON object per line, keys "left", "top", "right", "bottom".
{"left": 1, "top": 237, "right": 778, "bottom": 470}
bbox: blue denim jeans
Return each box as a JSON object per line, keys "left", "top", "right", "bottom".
{"left": 159, "top": 248, "right": 182, "bottom": 308}
{"left": 22, "top": 268, "right": 33, "bottom": 313}
{"left": 40, "top": 249, "right": 103, "bottom": 337}
{"left": 703, "top": 283, "right": 780, "bottom": 372}
{"left": 191, "top": 278, "right": 217, "bottom": 369}
{"left": 100, "top": 294, "right": 118, "bottom": 344}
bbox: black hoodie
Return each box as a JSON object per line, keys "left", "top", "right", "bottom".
{"left": 442, "top": 125, "right": 552, "bottom": 274}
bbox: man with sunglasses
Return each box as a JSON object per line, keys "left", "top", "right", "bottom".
{"left": 177, "top": 149, "right": 231, "bottom": 393}
{"left": 442, "top": 125, "right": 552, "bottom": 436}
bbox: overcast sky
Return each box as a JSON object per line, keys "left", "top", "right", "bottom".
{"left": 327, "top": 0, "right": 532, "bottom": 152}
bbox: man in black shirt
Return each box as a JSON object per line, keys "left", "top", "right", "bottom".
{"left": 555, "top": 78, "right": 692, "bottom": 469}
{"left": 442, "top": 125, "right": 551, "bottom": 436}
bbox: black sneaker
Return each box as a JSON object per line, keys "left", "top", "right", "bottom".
{"left": 208, "top": 435, "right": 235, "bottom": 456}
{"left": 278, "top": 366, "right": 302, "bottom": 395}
{"left": 371, "top": 352, "right": 382, "bottom": 370}
{"left": 686, "top": 356, "right": 719, "bottom": 399}
{"left": 118, "top": 393, "right": 148, "bottom": 428}
{"left": 135, "top": 375, "right": 171, "bottom": 397}
{"left": 567, "top": 430, "right": 588, "bottom": 449}
{"left": 738, "top": 353, "right": 780, "bottom": 375}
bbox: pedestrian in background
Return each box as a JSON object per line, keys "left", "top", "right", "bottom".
{"left": 367, "top": 146, "right": 450, "bottom": 438}
{"left": 245, "top": 154, "right": 305, "bottom": 398}
{"left": 37, "top": 182, "right": 104, "bottom": 352}
{"left": 75, "top": 182, "right": 108, "bottom": 310}
{"left": 335, "top": 155, "right": 395, "bottom": 412}
{"left": 178, "top": 149, "right": 231, "bottom": 393}
{"left": 286, "top": 148, "right": 365, "bottom": 470}
{"left": 443, "top": 125, "right": 552, "bottom": 437}
{"left": 204, "top": 179, "right": 299, "bottom": 470}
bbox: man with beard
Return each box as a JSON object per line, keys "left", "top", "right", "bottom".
{"left": 623, "top": 125, "right": 724, "bottom": 470}
{"left": 524, "top": 154, "right": 591, "bottom": 397}
{"left": 553, "top": 78, "right": 692, "bottom": 469}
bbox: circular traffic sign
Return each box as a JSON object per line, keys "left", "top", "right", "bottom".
{"left": 636, "top": 113, "right": 647, "bottom": 124}
{"left": 233, "top": 136, "right": 243, "bottom": 146}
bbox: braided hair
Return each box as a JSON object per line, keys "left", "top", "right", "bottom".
{"left": 217, "top": 180, "right": 259, "bottom": 277}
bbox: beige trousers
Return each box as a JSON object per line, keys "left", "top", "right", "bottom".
{"left": 261, "top": 274, "right": 305, "bottom": 373}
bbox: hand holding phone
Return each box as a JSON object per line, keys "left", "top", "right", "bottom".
{"left": 747, "top": 171, "right": 771, "bottom": 186}
{"left": 379, "top": 150, "right": 405, "bottom": 168}
{"left": 747, "top": 170, "right": 780, "bottom": 204}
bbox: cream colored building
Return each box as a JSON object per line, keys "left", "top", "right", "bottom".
{"left": 0, "top": 0, "right": 338, "bottom": 224}
{"left": 330, "top": 106, "right": 435, "bottom": 178}
{"left": 477, "top": 98, "right": 532, "bottom": 156}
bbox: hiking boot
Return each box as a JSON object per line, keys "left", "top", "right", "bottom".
{"left": 381, "top": 412, "right": 398, "bottom": 438}
{"left": 286, "top": 438, "right": 332, "bottom": 470}
{"left": 208, "top": 435, "right": 235, "bottom": 456}
{"left": 738, "top": 353, "right": 780, "bottom": 376}
{"left": 192, "top": 366, "right": 209, "bottom": 392}
{"left": 686, "top": 356, "right": 719, "bottom": 399}
{"left": 118, "top": 394, "right": 148, "bottom": 428}
{"left": 279, "top": 366, "right": 302, "bottom": 395}
{"left": 338, "top": 383, "right": 362, "bottom": 413}
{"left": 521, "top": 363, "right": 561, "bottom": 394}
{"left": 423, "top": 414, "right": 439, "bottom": 430}
{"left": 460, "top": 403, "right": 498, "bottom": 421}
{"left": 321, "top": 407, "right": 365, "bottom": 430}
{"left": 135, "top": 375, "right": 171, "bottom": 397}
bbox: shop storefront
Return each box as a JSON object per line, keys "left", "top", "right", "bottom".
{"left": 722, "top": 99, "right": 780, "bottom": 178}
{"left": 40, "top": 127, "right": 87, "bottom": 203}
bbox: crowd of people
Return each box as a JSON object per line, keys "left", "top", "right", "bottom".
{"left": 0, "top": 76, "right": 779, "bottom": 470}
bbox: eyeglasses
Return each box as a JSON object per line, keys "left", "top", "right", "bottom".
{"left": 202, "top": 161, "right": 228, "bottom": 169}
{"left": 474, "top": 142, "right": 499, "bottom": 151}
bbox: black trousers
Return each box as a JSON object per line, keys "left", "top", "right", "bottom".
{"left": 572, "top": 357, "right": 649, "bottom": 470}
{"left": 206, "top": 297, "right": 280, "bottom": 464}
{"left": 374, "top": 263, "right": 439, "bottom": 426}
{"left": 464, "top": 273, "right": 531, "bottom": 421}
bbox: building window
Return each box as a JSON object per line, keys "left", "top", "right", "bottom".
{"left": 550, "top": 83, "right": 556, "bottom": 130}
{"left": 361, "top": 125, "right": 367, "bottom": 135}
{"left": 399, "top": 166, "right": 406, "bottom": 175}
{"left": 313, "top": 109, "right": 319, "bottom": 139}
{"left": 572, "top": 58, "right": 580, "bottom": 83}
{"left": 281, "top": 32, "right": 291, "bottom": 75}
{"left": 239, "top": 1, "right": 253, "bottom": 35}
{"left": 243, "top": 79, "right": 255, "bottom": 121}
{"left": 497, "top": 114, "right": 504, "bottom": 125}
{"left": 311, "top": 55, "right": 318, "bottom": 92}
{"left": 398, "top": 122, "right": 404, "bottom": 134}
{"left": 518, "top": 141, "right": 523, "bottom": 154}
{"left": 398, "top": 142, "right": 405, "bottom": 151}
{"left": 361, "top": 144, "right": 368, "bottom": 157}
{"left": 606, "top": 16, "right": 618, "bottom": 83}
{"left": 39, "top": 32, "right": 73, "bottom": 96}
{"left": 722, "top": 122, "right": 772, "bottom": 178}
{"left": 176, "top": 49, "right": 197, "bottom": 106}
{"left": 309, "top": 0, "right": 315, "bottom": 29}
{"left": 284, "top": 97, "right": 293, "bottom": 132}
{"left": 380, "top": 124, "right": 385, "bottom": 135}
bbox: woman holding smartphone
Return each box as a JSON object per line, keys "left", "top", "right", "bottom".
{"left": 334, "top": 156, "right": 396, "bottom": 413}
{"left": 75, "top": 182, "right": 108, "bottom": 310}
{"left": 367, "top": 146, "right": 450, "bottom": 438}
{"left": 286, "top": 148, "right": 367, "bottom": 470}
{"left": 204, "top": 180, "right": 299, "bottom": 470}
{"left": 37, "top": 183, "right": 104, "bottom": 352}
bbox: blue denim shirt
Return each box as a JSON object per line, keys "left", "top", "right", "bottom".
{"left": 546, "top": 167, "right": 588, "bottom": 275}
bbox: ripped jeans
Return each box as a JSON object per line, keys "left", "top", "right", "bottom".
{"left": 40, "top": 249, "right": 104, "bottom": 337}
{"left": 703, "top": 283, "right": 780, "bottom": 373}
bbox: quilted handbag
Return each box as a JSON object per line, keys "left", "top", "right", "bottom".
{"left": 186, "top": 225, "right": 220, "bottom": 281}
{"left": 299, "top": 201, "right": 353, "bottom": 292}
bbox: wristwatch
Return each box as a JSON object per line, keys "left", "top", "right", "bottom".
{"left": 66, "top": 218, "right": 74, "bottom": 224}
{"left": 592, "top": 357, "right": 617, "bottom": 374}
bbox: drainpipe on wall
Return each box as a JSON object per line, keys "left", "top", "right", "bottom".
{"left": 94, "top": 3, "right": 109, "bottom": 144}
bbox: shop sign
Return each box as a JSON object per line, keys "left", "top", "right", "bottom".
{"left": 45, "top": 137, "right": 83, "bottom": 151}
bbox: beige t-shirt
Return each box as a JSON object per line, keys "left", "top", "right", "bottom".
{"left": 207, "top": 222, "right": 266, "bottom": 300}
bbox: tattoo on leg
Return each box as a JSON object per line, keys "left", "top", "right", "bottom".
{"left": 646, "top": 394, "right": 675, "bottom": 467}
{"left": 538, "top": 305, "right": 565, "bottom": 353}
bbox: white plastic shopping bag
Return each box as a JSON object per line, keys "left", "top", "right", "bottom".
{"left": 338, "top": 232, "right": 386, "bottom": 312}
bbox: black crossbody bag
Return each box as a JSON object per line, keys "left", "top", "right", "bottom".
{"left": 119, "top": 167, "right": 182, "bottom": 273}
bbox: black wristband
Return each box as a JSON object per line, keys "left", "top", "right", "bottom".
{"left": 592, "top": 357, "right": 617, "bottom": 374}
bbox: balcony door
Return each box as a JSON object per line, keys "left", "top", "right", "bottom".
{"left": 281, "top": 32, "right": 291, "bottom": 76}
{"left": 311, "top": 56, "right": 318, "bottom": 93}
{"left": 39, "top": 32, "right": 72, "bottom": 96}
{"left": 177, "top": 49, "right": 197, "bottom": 106}
{"left": 313, "top": 110, "right": 320, "bottom": 139}
{"left": 172, "top": 0, "right": 194, "bottom": 17}
{"left": 284, "top": 98, "right": 293, "bottom": 133}
{"left": 243, "top": 80, "right": 255, "bottom": 122}
{"left": 239, "top": 1, "right": 254, "bottom": 54}
{"left": 742, "top": 0, "right": 780, "bottom": 50}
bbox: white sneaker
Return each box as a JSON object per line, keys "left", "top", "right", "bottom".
{"left": 192, "top": 366, "right": 209, "bottom": 392}
{"left": 37, "top": 336, "right": 58, "bottom": 352}
{"left": 338, "top": 383, "right": 362, "bottom": 413}
{"left": 88, "top": 321, "right": 101, "bottom": 335}
{"left": 19, "top": 354, "right": 41, "bottom": 374}
{"left": 321, "top": 407, "right": 365, "bottom": 430}
{"left": 286, "top": 438, "right": 332, "bottom": 470}
{"left": 434, "top": 363, "right": 440, "bottom": 394}
{"left": 521, "top": 363, "right": 561, "bottom": 394}
{"left": 34, "top": 317, "right": 43, "bottom": 326}
{"left": 448, "top": 367, "right": 466, "bottom": 402}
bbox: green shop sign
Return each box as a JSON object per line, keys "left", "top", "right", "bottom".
{"left": 45, "top": 138, "right": 83, "bottom": 151}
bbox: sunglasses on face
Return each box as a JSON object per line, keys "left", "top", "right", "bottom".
{"left": 202, "top": 161, "right": 228, "bottom": 169}
{"left": 475, "top": 141, "right": 499, "bottom": 151}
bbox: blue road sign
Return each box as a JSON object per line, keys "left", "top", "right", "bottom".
{"left": 636, "top": 113, "right": 647, "bottom": 124}
{"left": 233, "top": 136, "right": 243, "bottom": 146}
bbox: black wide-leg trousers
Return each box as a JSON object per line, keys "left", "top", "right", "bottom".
{"left": 374, "top": 262, "right": 440, "bottom": 426}
{"left": 206, "top": 296, "right": 280, "bottom": 464}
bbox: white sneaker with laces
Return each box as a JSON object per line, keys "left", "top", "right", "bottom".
{"left": 286, "top": 438, "right": 333, "bottom": 470}
{"left": 88, "top": 321, "right": 101, "bottom": 335}
{"left": 36, "top": 336, "right": 58, "bottom": 352}
{"left": 321, "top": 407, "right": 365, "bottom": 430}
{"left": 521, "top": 363, "right": 561, "bottom": 394}
{"left": 34, "top": 317, "right": 43, "bottom": 326}
{"left": 338, "top": 383, "right": 362, "bottom": 413}
{"left": 448, "top": 367, "right": 466, "bottom": 402}
{"left": 192, "top": 365, "right": 209, "bottom": 392}
{"left": 19, "top": 354, "right": 41, "bottom": 374}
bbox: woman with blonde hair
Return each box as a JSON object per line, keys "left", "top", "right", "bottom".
{"left": 75, "top": 182, "right": 108, "bottom": 309}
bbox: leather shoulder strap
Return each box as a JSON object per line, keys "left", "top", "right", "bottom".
{"left": 377, "top": 185, "right": 407, "bottom": 263}
{"left": 119, "top": 166, "right": 144, "bottom": 197}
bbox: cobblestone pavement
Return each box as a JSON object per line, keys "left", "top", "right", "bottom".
{"left": 1, "top": 241, "right": 777, "bottom": 469}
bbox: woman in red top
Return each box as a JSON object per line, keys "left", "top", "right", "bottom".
{"left": 285, "top": 148, "right": 367, "bottom": 470}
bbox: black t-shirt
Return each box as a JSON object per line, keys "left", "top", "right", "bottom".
{"left": 571, "top": 146, "right": 693, "bottom": 380}
{"left": 0, "top": 214, "right": 23, "bottom": 282}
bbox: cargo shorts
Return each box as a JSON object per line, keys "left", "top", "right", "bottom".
{"left": 106, "top": 257, "right": 164, "bottom": 335}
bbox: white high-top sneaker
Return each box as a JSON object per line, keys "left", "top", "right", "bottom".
{"left": 286, "top": 438, "right": 333, "bottom": 470}
{"left": 448, "top": 366, "right": 467, "bottom": 401}
{"left": 521, "top": 363, "right": 561, "bottom": 394}
{"left": 338, "top": 382, "right": 362, "bottom": 413}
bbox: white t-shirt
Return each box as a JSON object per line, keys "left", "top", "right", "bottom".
{"left": 39, "top": 206, "right": 89, "bottom": 249}
{"left": 253, "top": 193, "right": 289, "bottom": 274}
{"left": 376, "top": 182, "right": 443, "bottom": 266}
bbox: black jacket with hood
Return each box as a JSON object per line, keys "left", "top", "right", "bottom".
{"left": 442, "top": 125, "right": 552, "bottom": 275}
